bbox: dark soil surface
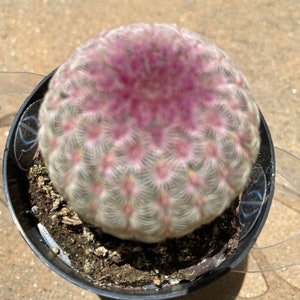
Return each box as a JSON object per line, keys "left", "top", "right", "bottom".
{"left": 27, "top": 151, "right": 241, "bottom": 291}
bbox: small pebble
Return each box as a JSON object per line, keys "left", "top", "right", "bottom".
{"left": 51, "top": 246, "right": 60, "bottom": 255}
{"left": 62, "top": 215, "right": 82, "bottom": 226}
{"left": 94, "top": 246, "right": 108, "bottom": 257}
{"left": 51, "top": 198, "right": 61, "bottom": 211}
{"left": 153, "top": 278, "right": 161, "bottom": 286}
{"left": 37, "top": 176, "right": 45, "bottom": 187}
{"left": 31, "top": 206, "right": 39, "bottom": 215}
{"left": 169, "top": 278, "right": 180, "bottom": 285}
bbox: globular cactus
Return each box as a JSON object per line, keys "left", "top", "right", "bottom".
{"left": 38, "top": 23, "right": 260, "bottom": 243}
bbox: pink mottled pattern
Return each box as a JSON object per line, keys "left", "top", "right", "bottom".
{"left": 38, "top": 23, "right": 260, "bottom": 243}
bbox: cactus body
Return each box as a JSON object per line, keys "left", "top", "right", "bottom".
{"left": 38, "top": 23, "right": 260, "bottom": 243}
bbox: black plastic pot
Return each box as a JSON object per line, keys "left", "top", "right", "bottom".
{"left": 3, "top": 71, "right": 275, "bottom": 299}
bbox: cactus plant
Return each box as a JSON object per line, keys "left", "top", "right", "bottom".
{"left": 38, "top": 23, "right": 260, "bottom": 243}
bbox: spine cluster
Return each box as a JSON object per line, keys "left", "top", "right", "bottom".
{"left": 38, "top": 23, "right": 260, "bottom": 243}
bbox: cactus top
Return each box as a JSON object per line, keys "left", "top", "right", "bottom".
{"left": 38, "top": 23, "right": 260, "bottom": 243}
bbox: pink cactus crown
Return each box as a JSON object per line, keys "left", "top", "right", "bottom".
{"left": 47, "top": 24, "right": 257, "bottom": 148}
